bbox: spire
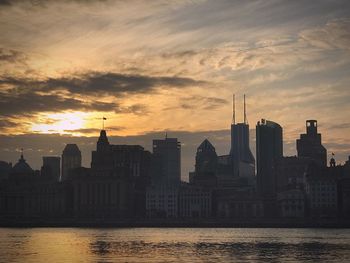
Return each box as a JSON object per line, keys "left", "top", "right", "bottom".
{"left": 102, "top": 117, "right": 107, "bottom": 130}
{"left": 244, "top": 94, "right": 247, "bottom": 124}
{"left": 20, "top": 148, "right": 24, "bottom": 161}
{"left": 232, "top": 94, "right": 235, "bottom": 124}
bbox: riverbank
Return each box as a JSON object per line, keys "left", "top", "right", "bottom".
{"left": 1, "top": 218, "right": 349, "bottom": 228}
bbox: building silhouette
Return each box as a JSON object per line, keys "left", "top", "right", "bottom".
{"left": 256, "top": 119, "right": 283, "bottom": 198}
{"left": 230, "top": 94, "right": 255, "bottom": 178}
{"left": 41, "top": 156, "right": 60, "bottom": 181}
{"left": 297, "top": 120, "right": 327, "bottom": 167}
{"left": 190, "top": 139, "right": 218, "bottom": 187}
{"left": 152, "top": 136, "right": 181, "bottom": 185}
{"left": 68, "top": 129, "right": 152, "bottom": 218}
{"left": 61, "top": 144, "right": 81, "bottom": 181}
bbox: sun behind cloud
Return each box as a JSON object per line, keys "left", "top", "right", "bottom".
{"left": 31, "top": 112, "right": 88, "bottom": 135}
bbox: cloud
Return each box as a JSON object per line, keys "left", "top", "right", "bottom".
{"left": 0, "top": 72, "right": 205, "bottom": 117}
{"left": 300, "top": 18, "right": 350, "bottom": 51}
{"left": 0, "top": 90, "right": 116, "bottom": 117}
{"left": 327, "top": 122, "right": 350, "bottom": 130}
{"left": 163, "top": 95, "right": 228, "bottom": 111}
{"left": 63, "top": 126, "right": 124, "bottom": 134}
{"left": 0, "top": 48, "right": 26, "bottom": 63}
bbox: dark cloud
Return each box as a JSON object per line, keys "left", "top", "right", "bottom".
{"left": 0, "top": 72, "right": 204, "bottom": 117}
{"left": 44, "top": 72, "right": 205, "bottom": 96}
{"left": 0, "top": 90, "right": 116, "bottom": 117}
{"left": 1, "top": 72, "right": 204, "bottom": 96}
{"left": 63, "top": 126, "right": 124, "bottom": 134}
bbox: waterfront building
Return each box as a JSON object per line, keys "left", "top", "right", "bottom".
{"left": 146, "top": 183, "right": 179, "bottom": 218}
{"left": 256, "top": 119, "right": 283, "bottom": 198}
{"left": 277, "top": 189, "right": 305, "bottom": 218}
{"left": 152, "top": 136, "right": 181, "bottom": 185}
{"left": 297, "top": 120, "right": 327, "bottom": 167}
{"left": 41, "top": 156, "right": 60, "bottom": 181}
{"left": 179, "top": 183, "right": 212, "bottom": 218}
{"left": 61, "top": 144, "right": 81, "bottom": 181}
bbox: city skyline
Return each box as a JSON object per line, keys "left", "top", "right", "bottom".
{"left": 0, "top": 1, "right": 350, "bottom": 175}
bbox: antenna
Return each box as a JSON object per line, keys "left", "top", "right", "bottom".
{"left": 244, "top": 94, "right": 247, "bottom": 124}
{"left": 232, "top": 94, "right": 235, "bottom": 124}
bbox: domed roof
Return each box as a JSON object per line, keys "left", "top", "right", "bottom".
{"left": 12, "top": 154, "right": 33, "bottom": 174}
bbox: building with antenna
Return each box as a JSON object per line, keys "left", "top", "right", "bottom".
{"left": 229, "top": 94, "right": 255, "bottom": 178}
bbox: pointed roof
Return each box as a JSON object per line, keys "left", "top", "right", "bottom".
{"left": 97, "top": 129, "right": 109, "bottom": 147}
{"left": 198, "top": 139, "right": 216, "bottom": 152}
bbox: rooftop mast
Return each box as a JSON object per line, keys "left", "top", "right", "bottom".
{"left": 232, "top": 94, "right": 236, "bottom": 124}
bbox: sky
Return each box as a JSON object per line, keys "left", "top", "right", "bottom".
{"left": 0, "top": 0, "right": 350, "bottom": 180}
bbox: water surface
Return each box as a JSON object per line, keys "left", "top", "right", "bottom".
{"left": 0, "top": 228, "right": 350, "bottom": 262}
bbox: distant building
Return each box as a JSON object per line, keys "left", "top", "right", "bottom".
{"left": 256, "top": 119, "right": 283, "bottom": 198}
{"left": 152, "top": 136, "right": 181, "bottom": 185}
{"left": 68, "top": 129, "right": 152, "bottom": 218}
{"left": 230, "top": 95, "right": 255, "bottom": 178}
{"left": 179, "top": 183, "right": 212, "bottom": 218}
{"left": 41, "top": 156, "right": 60, "bottom": 181}
{"left": 277, "top": 189, "right": 305, "bottom": 218}
{"left": 215, "top": 187, "right": 263, "bottom": 219}
{"left": 304, "top": 161, "right": 340, "bottom": 218}
{"left": 61, "top": 144, "right": 81, "bottom": 181}
{"left": 275, "top": 156, "right": 311, "bottom": 192}
{"left": 0, "top": 152, "right": 66, "bottom": 219}
{"left": 190, "top": 139, "right": 217, "bottom": 187}
{"left": 146, "top": 183, "right": 178, "bottom": 218}
{"left": 297, "top": 120, "right": 327, "bottom": 167}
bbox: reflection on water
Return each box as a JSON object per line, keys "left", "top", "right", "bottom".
{"left": 0, "top": 228, "right": 350, "bottom": 262}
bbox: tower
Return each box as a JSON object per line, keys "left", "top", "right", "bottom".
{"left": 230, "top": 94, "right": 255, "bottom": 177}
{"left": 256, "top": 119, "right": 283, "bottom": 198}
{"left": 152, "top": 136, "right": 181, "bottom": 185}
{"left": 296, "top": 120, "right": 327, "bottom": 167}
{"left": 61, "top": 144, "right": 81, "bottom": 181}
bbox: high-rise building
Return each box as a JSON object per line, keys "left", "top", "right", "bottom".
{"left": 230, "top": 95, "right": 255, "bottom": 178}
{"left": 153, "top": 136, "right": 181, "bottom": 185}
{"left": 195, "top": 139, "right": 217, "bottom": 174}
{"left": 61, "top": 144, "right": 81, "bottom": 181}
{"left": 41, "top": 156, "right": 60, "bottom": 181}
{"left": 190, "top": 139, "right": 218, "bottom": 187}
{"left": 297, "top": 120, "right": 327, "bottom": 167}
{"left": 256, "top": 119, "right": 283, "bottom": 198}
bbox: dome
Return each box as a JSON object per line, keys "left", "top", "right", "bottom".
{"left": 12, "top": 154, "right": 33, "bottom": 174}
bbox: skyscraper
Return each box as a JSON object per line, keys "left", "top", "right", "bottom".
{"left": 61, "top": 144, "right": 81, "bottom": 181}
{"left": 230, "top": 94, "right": 255, "bottom": 178}
{"left": 256, "top": 119, "right": 283, "bottom": 198}
{"left": 153, "top": 136, "right": 181, "bottom": 185}
{"left": 297, "top": 120, "right": 327, "bottom": 167}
